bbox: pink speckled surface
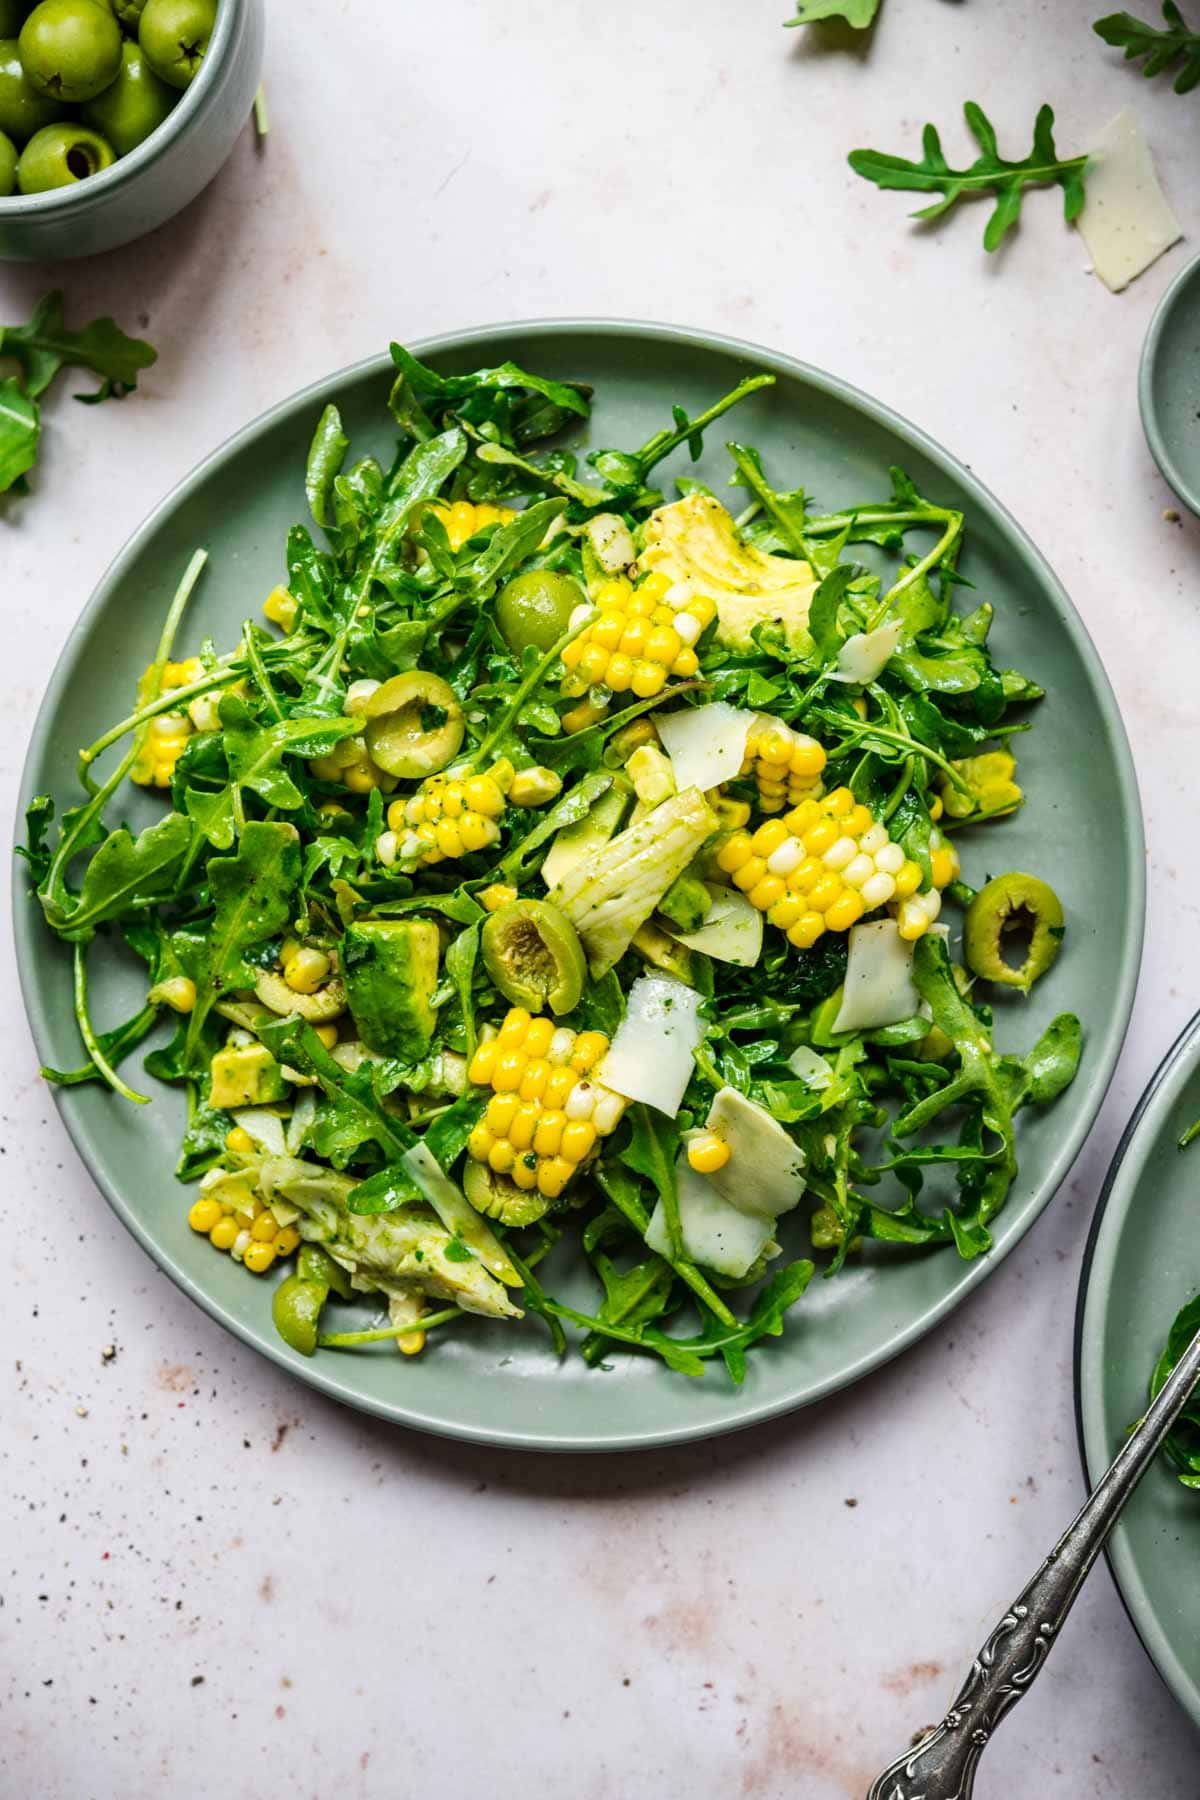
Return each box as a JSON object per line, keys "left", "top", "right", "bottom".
{"left": 2, "top": 1, "right": 1198, "bottom": 1793}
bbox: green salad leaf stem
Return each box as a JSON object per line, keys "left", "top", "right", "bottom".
{"left": 1095, "top": 3, "right": 1200, "bottom": 92}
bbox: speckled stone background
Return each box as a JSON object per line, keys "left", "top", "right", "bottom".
{"left": 3, "top": 2, "right": 1200, "bottom": 1794}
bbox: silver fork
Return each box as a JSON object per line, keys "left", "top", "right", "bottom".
{"left": 866, "top": 1320, "right": 1200, "bottom": 1799}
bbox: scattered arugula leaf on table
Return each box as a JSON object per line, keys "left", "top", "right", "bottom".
{"left": 785, "top": 0, "right": 879, "bottom": 24}
{"left": 1095, "top": 3, "right": 1200, "bottom": 91}
{"left": 849, "top": 103, "right": 1088, "bottom": 252}
{"left": 0, "top": 290, "right": 157, "bottom": 496}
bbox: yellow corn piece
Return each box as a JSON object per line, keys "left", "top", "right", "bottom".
{"left": 714, "top": 787, "right": 929, "bottom": 949}
{"left": 940, "top": 750, "right": 1023, "bottom": 821}
{"left": 384, "top": 763, "right": 512, "bottom": 869}
{"left": 189, "top": 1174, "right": 302, "bottom": 1276}
{"left": 740, "top": 718, "right": 827, "bottom": 813}
{"left": 428, "top": 500, "right": 516, "bottom": 551}
{"left": 466, "top": 1008, "right": 627, "bottom": 1199}
{"left": 560, "top": 569, "right": 713, "bottom": 702}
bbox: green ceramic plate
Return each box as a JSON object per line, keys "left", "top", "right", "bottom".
{"left": 1140, "top": 250, "right": 1200, "bottom": 517}
{"left": 1076, "top": 1013, "right": 1200, "bottom": 1727}
{"left": 15, "top": 321, "right": 1144, "bottom": 1452}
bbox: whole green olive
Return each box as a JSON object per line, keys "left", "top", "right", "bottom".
{"left": 16, "top": 117, "right": 113, "bottom": 189}
{"left": 271, "top": 1274, "right": 328, "bottom": 1357}
{"left": 137, "top": 0, "right": 213, "bottom": 89}
{"left": 0, "top": 1, "right": 31, "bottom": 36}
{"left": 82, "top": 37, "right": 174, "bottom": 154}
{"left": 0, "top": 124, "right": 16, "bottom": 192}
{"left": 963, "top": 870, "right": 1064, "bottom": 992}
{"left": 18, "top": 0, "right": 122, "bottom": 102}
{"left": 0, "top": 35, "right": 65, "bottom": 140}
{"left": 495, "top": 568, "right": 584, "bottom": 655}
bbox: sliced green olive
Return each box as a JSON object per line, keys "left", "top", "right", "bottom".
{"left": 463, "top": 1157, "right": 551, "bottom": 1227}
{"left": 297, "top": 1241, "right": 354, "bottom": 1300}
{"left": 964, "top": 871, "right": 1064, "bottom": 992}
{"left": 495, "top": 568, "right": 584, "bottom": 655}
{"left": 363, "top": 670, "right": 464, "bottom": 778}
{"left": 253, "top": 968, "right": 346, "bottom": 1023}
{"left": 480, "top": 898, "right": 586, "bottom": 1015}
{"left": 271, "top": 1274, "right": 327, "bottom": 1356}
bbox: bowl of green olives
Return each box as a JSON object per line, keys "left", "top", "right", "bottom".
{"left": 0, "top": 0, "right": 263, "bottom": 259}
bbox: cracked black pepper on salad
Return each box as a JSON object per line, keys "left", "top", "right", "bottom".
{"left": 20, "top": 342, "right": 1083, "bottom": 1380}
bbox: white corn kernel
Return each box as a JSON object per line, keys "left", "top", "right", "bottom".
{"left": 875, "top": 843, "right": 905, "bottom": 875}
{"left": 672, "top": 611, "right": 702, "bottom": 645}
{"left": 231, "top": 1228, "right": 252, "bottom": 1263}
{"left": 565, "top": 1083, "right": 596, "bottom": 1121}
{"left": 766, "top": 839, "right": 805, "bottom": 877}
{"left": 843, "top": 853, "right": 875, "bottom": 888}
{"left": 823, "top": 836, "right": 857, "bottom": 872}
{"left": 547, "top": 1028, "right": 575, "bottom": 1065}
{"left": 399, "top": 832, "right": 424, "bottom": 861}
{"left": 568, "top": 603, "right": 593, "bottom": 633}
{"left": 376, "top": 831, "right": 399, "bottom": 867}
{"left": 592, "top": 1090, "right": 626, "bottom": 1135}
{"left": 150, "top": 712, "right": 187, "bottom": 740}
{"left": 860, "top": 871, "right": 895, "bottom": 908}
{"left": 859, "top": 824, "right": 888, "bottom": 855}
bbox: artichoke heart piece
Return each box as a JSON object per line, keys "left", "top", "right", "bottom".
{"left": 548, "top": 787, "right": 719, "bottom": 977}
{"left": 640, "top": 492, "right": 816, "bottom": 653}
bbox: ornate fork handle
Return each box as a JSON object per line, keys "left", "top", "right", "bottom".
{"left": 867, "top": 1321, "right": 1200, "bottom": 1800}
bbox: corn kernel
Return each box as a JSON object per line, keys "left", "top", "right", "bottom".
{"left": 487, "top": 1093, "right": 520, "bottom": 1136}
{"left": 243, "top": 1241, "right": 277, "bottom": 1274}
{"left": 263, "top": 586, "right": 298, "bottom": 632}
{"left": 498, "top": 1008, "right": 532, "bottom": 1045}
{"left": 509, "top": 1101, "right": 541, "bottom": 1152}
{"left": 275, "top": 1227, "right": 301, "bottom": 1255}
{"left": 284, "top": 947, "right": 331, "bottom": 994}
{"left": 225, "top": 1126, "right": 255, "bottom": 1155}
{"left": 209, "top": 1217, "right": 240, "bottom": 1251}
{"left": 480, "top": 883, "right": 517, "bottom": 912}
{"left": 894, "top": 860, "right": 923, "bottom": 898}
{"left": 524, "top": 1017, "right": 556, "bottom": 1059}
{"left": 532, "top": 1111, "right": 565, "bottom": 1157}
{"left": 537, "top": 1156, "right": 573, "bottom": 1199}
{"left": 687, "top": 1131, "right": 731, "bottom": 1174}
{"left": 250, "top": 1213, "right": 279, "bottom": 1243}
{"left": 189, "top": 1197, "right": 224, "bottom": 1234}
{"left": 560, "top": 1121, "right": 597, "bottom": 1163}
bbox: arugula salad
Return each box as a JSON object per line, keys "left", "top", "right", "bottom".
{"left": 21, "top": 343, "right": 1082, "bottom": 1381}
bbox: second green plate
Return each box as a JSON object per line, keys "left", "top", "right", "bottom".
{"left": 15, "top": 321, "right": 1144, "bottom": 1450}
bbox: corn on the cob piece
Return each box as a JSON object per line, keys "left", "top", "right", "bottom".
{"left": 894, "top": 829, "right": 959, "bottom": 941}
{"left": 187, "top": 1159, "right": 301, "bottom": 1275}
{"left": 560, "top": 570, "right": 713, "bottom": 702}
{"left": 379, "top": 760, "right": 562, "bottom": 869}
{"left": 130, "top": 657, "right": 206, "bottom": 787}
{"left": 466, "top": 1007, "right": 627, "bottom": 1200}
{"left": 740, "top": 718, "right": 827, "bottom": 813}
{"left": 428, "top": 500, "right": 515, "bottom": 551}
{"left": 714, "top": 787, "right": 926, "bottom": 949}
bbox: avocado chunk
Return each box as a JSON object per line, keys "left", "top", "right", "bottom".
{"left": 343, "top": 919, "right": 440, "bottom": 1060}
{"left": 210, "top": 1043, "right": 288, "bottom": 1110}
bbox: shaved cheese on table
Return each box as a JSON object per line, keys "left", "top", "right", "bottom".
{"left": 1076, "top": 108, "right": 1182, "bottom": 294}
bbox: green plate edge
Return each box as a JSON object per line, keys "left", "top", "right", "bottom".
{"left": 14, "top": 318, "right": 1146, "bottom": 1453}
{"left": 1076, "top": 1011, "right": 1200, "bottom": 1728}
{"left": 1139, "top": 248, "right": 1200, "bottom": 519}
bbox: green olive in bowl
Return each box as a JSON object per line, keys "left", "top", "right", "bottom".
{"left": 17, "top": 117, "right": 112, "bottom": 189}
{"left": 138, "top": 0, "right": 213, "bottom": 87}
{"left": 0, "top": 35, "right": 66, "bottom": 139}
{"left": 81, "top": 36, "right": 173, "bottom": 154}
{"left": 19, "top": 0, "right": 123, "bottom": 103}
{"left": 0, "top": 124, "right": 16, "bottom": 191}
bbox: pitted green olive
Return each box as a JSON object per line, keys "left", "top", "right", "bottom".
{"left": 253, "top": 968, "right": 346, "bottom": 1023}
{"left": 495, "top": 569, "right": 584, "bottom": 655}
{"left": 363, "top": 670, "right": 464, "bottom": 779}
{"left": 463, "top": 1156, "right": 551, "bottom": 1228}
{"left": 481, "top": 898, "right": 586, "bottom": 1016}
{"left": 964, "top": 871, "right": 1064, "bottom": 991}
{"left": 271, "top": 1275, "right": 327, "bottom": 1357}
{"left": 19, "top": 0, "right": 122, "bottom": 102}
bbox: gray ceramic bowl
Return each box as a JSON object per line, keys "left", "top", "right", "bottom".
{"left": 0, "top": 0, "right": 263, "bottom": 261}
{"left": 1140, "top": 249, "right": 1200, "bottom": 518}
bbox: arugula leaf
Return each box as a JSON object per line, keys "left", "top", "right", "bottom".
{"left": 1, "top": 290, "right": 157, "bottom": 398}
{"left": 1146, "top": 1294, "right": 1200, "bottom": 1486}
{"left": 305, "top": 403, "right": 349, "bottom": 529}
{"left": 0, "top": 292, "right": 156, "bottom": 497}
{"left": 219, "top": 694, "right": 356, "bottom": 811}
{"left": 185, "top": 821, "right": 301, "bottom": 1055}
{"left": 807, "top": 565, "right": 855, "bottom": 662}
{"left": 0, "top": 378, "right": 39, "bottom": 491}
{"left": 259, "top": 1015, "right": 416, "bottom": 1171}
{"left": 1095, "top": 3, "right": 1200, "bottom": 92}
{"left": 624, "top": 1105, "right": 684, "bottom": 1259}
{"left": 786, "top": 0, "right": 879, "bottom": 25}
{"left": 53, "top": 812, "right": 195, "bottom": 939}
{"left": 849, "top": 103, "right": 1088, "bottom": 252}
